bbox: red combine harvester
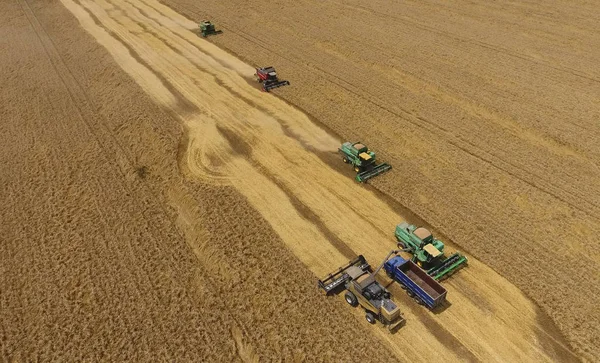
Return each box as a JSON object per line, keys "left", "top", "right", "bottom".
{"left": 255, "top": 66, "right": 290, "bottom": 92}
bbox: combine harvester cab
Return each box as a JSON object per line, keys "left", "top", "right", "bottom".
{"left": 198, "top": 20, "right": 223, "bottom": 37}
{"left": 318, "top": 255, "right": 405, "bottom": 331}
{"left": 395, "top": 222, "right": 468, "bottom": 280}
{"left": 255, "top": 66, "right": 290, "bottom": 92}
{"left": 338, "top": 141, "right": 392, "bottom": 183}
{"left": 384, "top": 256, "right": 447, "bottom": 309}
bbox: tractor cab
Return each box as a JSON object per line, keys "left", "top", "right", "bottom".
{"left": 361, "top": 279, "right": 391, "bottom": 301}
{"left": 352, "top": 272, "right": 392, "bottom": 304}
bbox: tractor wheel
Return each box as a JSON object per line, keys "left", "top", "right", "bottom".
{"left": 386, "top": 270, "right": 394, "bottom": 279}
{"left": 365, "top": 312, "right": 377, "bottom": 324}
{"left": 354, "top": 166, "right": 360, "bottom": 173}
{"left": 342, "top": 157, "right": 349, "bottom": 164}
{"left": 344, "top": 291, "right": 358, "bottom": 307}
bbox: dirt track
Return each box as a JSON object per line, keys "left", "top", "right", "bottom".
{"left": 1, "top": 0, "right": 597, "bottom": 361}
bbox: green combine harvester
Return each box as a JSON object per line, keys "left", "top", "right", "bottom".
{"left": 338, "top": 141, "right": 392, "bottom": 182}
{"left": 198, "top": 20, "right": 223, "bottom": 37}
{"left": 395, "top": 222, "right": 467, "bottom": 280}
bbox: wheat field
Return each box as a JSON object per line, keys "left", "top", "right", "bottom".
{"left": 1, "top": 0, "right": 597, "bottom": 361}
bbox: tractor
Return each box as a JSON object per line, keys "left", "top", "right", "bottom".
{"left": 318, "top": 252, "right": 405, "bottom": 330}
{"left": 395, "top": 222, "right": 468, "bottom": 280}
{"left": 255, "top": 66, "right": 290, "bottom": 92}
{"left": 198, "top": 20, "right": 222, "bottom": 37}
{"left": 338, "top": 141, "right": 392, "bottom": 182}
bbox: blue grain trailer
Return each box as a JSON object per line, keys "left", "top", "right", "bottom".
{"left": 384, "top": 255, "right": 447, "bottom": 310}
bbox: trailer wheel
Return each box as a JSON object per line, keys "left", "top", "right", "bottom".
{"left": 386, "top": 270, "right": 394, "bottom": 279}
{"left": 365, "top": 312, "right": 376, "bottom": 324}
{"left": 344, "top": 291, "right": 358, "bottom": 307}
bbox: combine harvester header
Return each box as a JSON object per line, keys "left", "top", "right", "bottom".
{"left": 318, "top": 255, "right": 369, "bottom": 295}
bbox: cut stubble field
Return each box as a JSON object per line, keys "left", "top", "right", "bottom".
{"left": 157, "top": 0, "right": 600, "bottom": 360}
{"left": 1, "top": 0, "right": 597, "bottom": 362}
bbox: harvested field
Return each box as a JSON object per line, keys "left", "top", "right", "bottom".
{"left": 0, "top": 0, "right": 596, "bottom": 362}
{"left": 155, "top": 0, "right": 599, "bottom": 360}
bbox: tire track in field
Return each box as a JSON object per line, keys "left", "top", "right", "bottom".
{"left": 16, "top": 0, "right": 176, "bottom": 355}
{"left": 21, "top": 0, "right": 186, "bottom": 307}
{"left": 59, "top": 0, "right": 578, "bottom": 361}
{"left": 20, "top": 2, "right": 268, "bottom": 357}
{"left": 17, "top": 0, "right": 212, "bottom": 350}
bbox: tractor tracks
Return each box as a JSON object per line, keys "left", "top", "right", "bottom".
{"left": 17, "top": 0, "right": 181, "bottom": 345}
{"left": 20, "top": 0, "right": 265, "bottom": 356}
